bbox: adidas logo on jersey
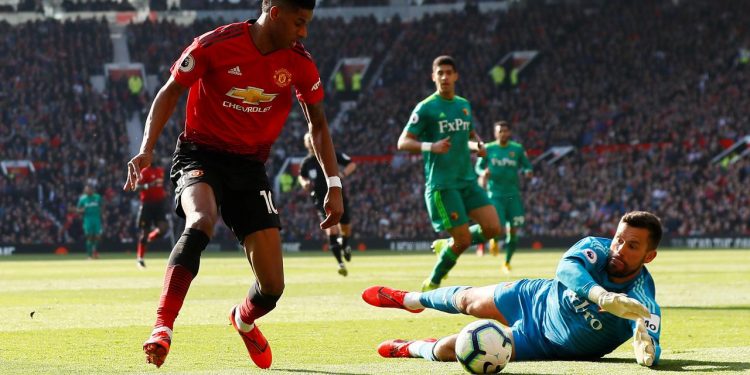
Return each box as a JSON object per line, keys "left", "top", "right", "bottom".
{"left": 228, "top": 66, "right": 242, "bottom": 76}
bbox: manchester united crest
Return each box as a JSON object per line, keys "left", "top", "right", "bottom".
{"left": 273, "top": 68, "right": 292, "bottom": 88}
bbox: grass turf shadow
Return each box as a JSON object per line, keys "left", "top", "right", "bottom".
{"left": 597, "top": 357, "right": 750, "bottom": 372}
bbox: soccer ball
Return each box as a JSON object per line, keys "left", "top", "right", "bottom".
{"left": 455, "top": 319, "right": 513, "bottom": 374}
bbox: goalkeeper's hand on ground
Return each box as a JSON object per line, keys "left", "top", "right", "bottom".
{"left": 633, "top": 318, "right": 655, "bottom": 367}
{"left": 588, "top": 286, "right": 650, "bottom": 320}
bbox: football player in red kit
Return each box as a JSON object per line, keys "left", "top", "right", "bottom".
{"left": 135, "top": 162, "right": 169, "bottom": 269}
{"left": 123, "top": 0, "right": 343, "bottom": 369}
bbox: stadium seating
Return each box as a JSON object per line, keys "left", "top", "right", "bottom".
{"left": 1, "top": 0, "right": 748, "bottom": 245}
{"left": 0, "top": 18, "right": 129, "bottom": 243}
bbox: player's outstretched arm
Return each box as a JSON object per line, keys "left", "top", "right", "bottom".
{"left": 124, "top": 77, "right": 187, "bottom": 191}
{"left": 588, "top": 286, "right": 650, "bottom": 321}
{"left": 633, "top": 318, "right": 659, "bottom": 366}
{"left": 301, "top": 101, "right": 343, "bottom": 229}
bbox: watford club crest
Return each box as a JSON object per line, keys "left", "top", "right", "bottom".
{"left": 509, "top": 151, "right": 515, "bottom": 158}
{"left": 462, "top": 108, "right": 469, "bottom": 116}
{"left": 225, "top": 87, "right": 278, "bottom": 105}
{"left": 450, "top": 212, "right": 459, "bottom": 221}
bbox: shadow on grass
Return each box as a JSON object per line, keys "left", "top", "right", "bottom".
{"left": 653, "top": 358, "right": 750, "bottom": 372}
{"left": 272, "top": 369, "right": 367, "bottom": 375}
{"left": 664, "top": 306, "right": 750, "bottom": 311}
{"left": 597, "top": 357, "right": 750, "bottom": 372}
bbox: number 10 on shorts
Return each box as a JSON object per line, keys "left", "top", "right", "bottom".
{"left": 259, "top": 190, "right": 278, "bottom": 214}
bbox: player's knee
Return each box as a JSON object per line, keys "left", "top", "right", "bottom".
{"left": 462, "top": 300, "right": 487, "bottom": 318}
{"left": 453, "top": 288, "right": 475, "bottom": 313}
{"left": 264, "top": 284, "right": 285, "bottom": 297}
{"left": 452, "top": 234, "right": 472, "bottom": 251}
{"left": 482, "top": 224, "right": 502, "bottom": 240}
{"left": 257, "top": 276, "right": 285, "bottom": 296}
{"left": 453, "top": 291, "right": 468, "bottom": 313}
{"left": 169, "top": 228, "right": 210, "bottom": 276}
{"left": 253, "top": 281, "right": 284, "bottom": 305}
{"left": 454, "top": 288, "right": 489, "bottom": 317}
{"left": 185, "top": 214, "right": 216, "bottom": 238}
{"left": 433, "top": 337, "right": 458, "bottom": 361}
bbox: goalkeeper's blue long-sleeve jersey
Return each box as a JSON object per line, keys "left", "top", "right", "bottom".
{"left": 544, "top": 236, "right": 662, "bottom": 362}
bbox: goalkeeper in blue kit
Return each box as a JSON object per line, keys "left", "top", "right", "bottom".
{"left": 362, "top": 211, "right": 662, "bottom": 367}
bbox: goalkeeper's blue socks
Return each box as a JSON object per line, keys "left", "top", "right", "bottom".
{"left": 409, "top": 339, "right": 439, "bottom": 361}
{"left": 418, "top": 286, "right": 470, "bottom": 314}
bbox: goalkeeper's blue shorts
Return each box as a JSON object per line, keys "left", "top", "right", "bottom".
{"left": 493, "top": 278, "right": 560, "bottom": 360}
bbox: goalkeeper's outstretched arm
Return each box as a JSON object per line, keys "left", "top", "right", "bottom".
{"left": 632, "top": 318, "right": 661, "bottom": 366}
{"left": 629, "top": 286, "right": 662, "bottom": 367}
{"left": 587, "top": 286, "right": 650, "bottom": 321}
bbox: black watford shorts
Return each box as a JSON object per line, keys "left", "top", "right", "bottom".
{"left": 170, "top": 141, "right": 281, "bottom": 243}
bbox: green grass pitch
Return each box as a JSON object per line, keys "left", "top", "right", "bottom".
{"left": 1, "top": 249, "right": 749, "bottom": 374}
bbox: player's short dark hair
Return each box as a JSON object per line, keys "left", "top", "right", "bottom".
{"left": 621, "top": 211, "right": 663, "bottom": 250}
{"left": 262, "top": 0, "right": 315, "bottom": 13}
{"left": 432, "top": 55, "right": 457, "bottom": 72}
{"left": 495, "top": 121, "right": 511, "bottom": 130}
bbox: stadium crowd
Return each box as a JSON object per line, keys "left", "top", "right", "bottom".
{"left": 60, "top": 0, "right": 136, "bottom": 12}
{"left": 147, "top": 0, "right": 386, "bottom": 11}
{"left": 1, "top": 0, "right": 748, "bottom": 247}
{"left": 0, "top": 18, "right": 134, "bottom": 244}
{"left": 275, "top": 0, "right": 750, "bottom": 241}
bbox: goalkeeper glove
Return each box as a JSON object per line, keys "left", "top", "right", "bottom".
{"left": 633, "top": 318, "right": 655, "bottom": 366}
{"left": 588, "top": 286, "right": 650, "bottom": 320}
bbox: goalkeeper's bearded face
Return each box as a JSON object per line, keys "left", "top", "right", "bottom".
{"left": 606, "top": 222, "right": 657, "bottom": 278}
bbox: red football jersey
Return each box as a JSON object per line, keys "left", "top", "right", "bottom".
{"left": 170, "top": 21, "right": 324, "bottom": 160}
{"left": 138, "top": 166, "right": 167, "bottom": 203}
